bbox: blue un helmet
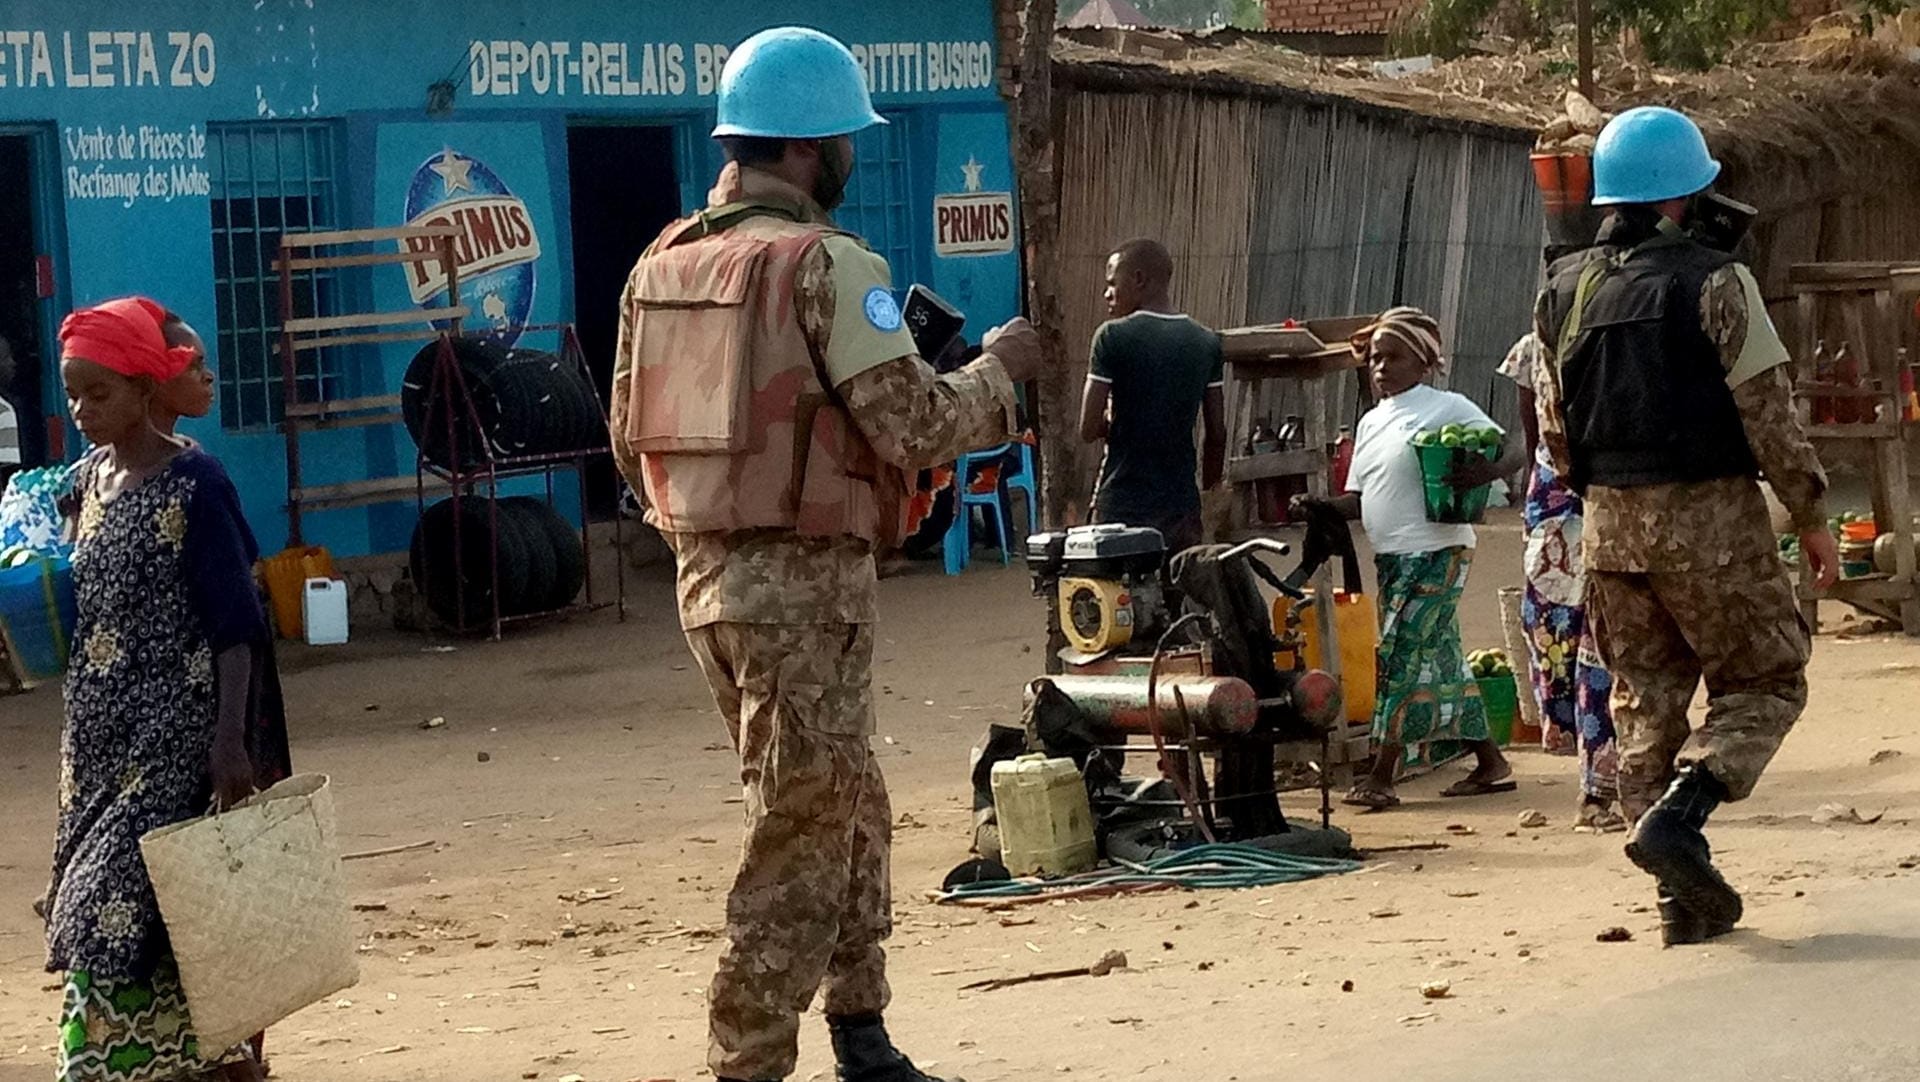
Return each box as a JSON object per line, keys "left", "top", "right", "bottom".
{"left": 1591, "top": 106, "right": 1721, "bottom": 206}
{"left": 712, "top": 27, "right": 887, "bottom": 140}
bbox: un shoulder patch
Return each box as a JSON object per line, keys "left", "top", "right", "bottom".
{"left": 863, "top": 287, "right": 903, "bottom": 333}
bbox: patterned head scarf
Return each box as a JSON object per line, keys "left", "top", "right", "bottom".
{"left": 57, "top": 296, "right": 194, "bottom": 381}
{"left": 1351, "top": 305, "right": 1446, "bottom": 374}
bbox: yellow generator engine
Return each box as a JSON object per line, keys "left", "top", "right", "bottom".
{"left": 1030, "top": 525, "right": 1169, "bottom": 660}
{"left": 1059, "top": 577, "right": 1134, "bottom": 654}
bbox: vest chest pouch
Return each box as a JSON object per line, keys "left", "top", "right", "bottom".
{"left": 624, "top": 240, "right": 767, "bottom": 456}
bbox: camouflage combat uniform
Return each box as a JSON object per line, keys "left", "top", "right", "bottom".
{"left": 1532, "top": 234, "right": 1827, "bottom": 819}
{"left": 612, "top": 165, "right": 1016, "bottom": 1081}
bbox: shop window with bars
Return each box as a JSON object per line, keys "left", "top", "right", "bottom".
{"left": 207, "top": 121, "right": 345, "bottom": 431}
{"left": 837, "top": 111, "right": 917, "bottom": 287}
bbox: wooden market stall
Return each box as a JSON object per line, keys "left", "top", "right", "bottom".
{"left": 1218, "top": 316, "right": 1372, "bottom": 537}
{"left": 1788, "top": 262, "right": 1920, "bottom": 635}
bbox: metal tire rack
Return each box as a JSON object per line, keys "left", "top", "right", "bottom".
{"left": 274, "top": 225, "right": 625, "bottom": 640}
{"left": 412, "top": 322, "right": 625, "bottom": 639}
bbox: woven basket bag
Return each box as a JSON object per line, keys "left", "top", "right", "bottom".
{"left": 139, "top": 773, "right": 358, "bottom": 1051}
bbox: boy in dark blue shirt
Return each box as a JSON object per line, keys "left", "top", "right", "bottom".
{"left": 1078, "top": 239, "right": 1225, "bottom": 553}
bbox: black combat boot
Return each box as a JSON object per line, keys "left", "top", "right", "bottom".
{"left": 1624, "top": 765, "right": 1742, "bottom": 929}
{"left": 828, "top": 1014, "right": 949, "bottom": 1082}
{"left": 1656, "top": 885, "right": 1737, "bottom": 946}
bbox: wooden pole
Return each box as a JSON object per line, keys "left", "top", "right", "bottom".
{"left": 1011, "top": 0, "right": 1073, "bottom": 530}
{"left": 1575, "top": 0, "right": 1595, "bottom": 99}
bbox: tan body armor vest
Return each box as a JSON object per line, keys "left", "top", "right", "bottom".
{"left": 619, "top": 205, "right": 911, "bottom": 545}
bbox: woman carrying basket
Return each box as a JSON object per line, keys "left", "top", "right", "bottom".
{"left": 1295, "top": 307, "right": 1524, "bottom": 810}
{"left": 45, "top": 297, "right": 270, "bottom": 1082}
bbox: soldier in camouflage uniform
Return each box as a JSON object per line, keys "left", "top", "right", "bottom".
{"left": 608, "top": 28, "right": 1043, "bottom": 1082}
{"left": 1532, "top": 107, "right": 1839, "bottom": 946}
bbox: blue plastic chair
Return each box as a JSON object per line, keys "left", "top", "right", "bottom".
{"left": 943, "top": 442, "right": 1039, "bottom": 575}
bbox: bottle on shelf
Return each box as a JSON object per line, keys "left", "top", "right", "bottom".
{"left": 1832, "top": 341, "right": 1860, "bottom": 424}
{"left": 1249, "top": 420, "right": 1279, "bottom": 456}
{"left": 1899, "top": 348, "right": 1919, "bottom": 424}
{"left": 1810, "top": 339, "right": 1832, "bottom": 424}
{"left": 1330, "top": 425, "right": 1355, "bottom": 493}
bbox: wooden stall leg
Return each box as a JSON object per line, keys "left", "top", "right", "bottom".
{"left": 1879, "top": 433, "right": 1920, "bottom": 635}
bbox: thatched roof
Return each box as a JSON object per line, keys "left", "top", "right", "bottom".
{"left": 1053, "top": 32, "right": 1920, "bottom": 188}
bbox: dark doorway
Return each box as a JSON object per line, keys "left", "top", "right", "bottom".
{"left": 0, "top": 135, "right": 48, "bottom": 469}
{"left": 566, "top": 124, "right": 681, "bottom": 514}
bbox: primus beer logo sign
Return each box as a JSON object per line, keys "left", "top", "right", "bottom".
{"left": 400, "top": 148, "right": 542, "bottom": 345}
{"left": 932, "top": 156, "right": 1013, "bottom": 258}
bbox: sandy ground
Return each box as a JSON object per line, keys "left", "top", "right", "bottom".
{"left": 2, "top": 513, "right": 1918, "bottom": 1082}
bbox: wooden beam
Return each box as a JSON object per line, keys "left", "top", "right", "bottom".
{"left": 1012, "top": 0, "right": 1070, "bottom": 529}
{"left": 284, "top": 394, "right": 405, "bottom": 419}
{"left": 291, "top": 474, "right": 448, "bottom": 511}
{"left": 274, "top": 249, "right": 449, "bottom": 273}
{"left": 290, "top": 328, "right": 450, "bottom": 352}
{"left": 1225, "top": 449, "right": 1325, "bottom": 485}
{"left": 280, "top": 224, "right": 459, "bottom": 249}
{"left": 1575, "top": 0, "right": 1595, "bottom": 100}
{"left": 284, "top": 306, "right": 468, "bottom": 334}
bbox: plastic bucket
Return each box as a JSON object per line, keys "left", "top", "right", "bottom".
{"left": 1530, "top": 153, "right": 1601, "bottom": 250}
{"left": 1414, "top": 443, "right": 1495, "bottom": 524}
{"left": 1840, "top": 521, "right": 1878, "bottom": 543}
{"left": 1476, "top": 673, "right": 1519, "bottom": 747}
{"left": 261, "top": 547, "right": 337, "bottom": 640}
{"left": 0, "top": 554, "right": 78, "bottom": 681}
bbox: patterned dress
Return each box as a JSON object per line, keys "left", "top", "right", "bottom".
{"left": 1372, "top": 547, "right": 1490, "bottom": 748}
{"left": 1500, "top": 335, "right": 1618, "bottom": 805}
{"left": 47, "top": 448, "right": 269, "bottom": 1081}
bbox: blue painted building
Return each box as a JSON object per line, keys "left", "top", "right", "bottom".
{"left": 0, "top": 1, "right": 1020, "bottom": 556}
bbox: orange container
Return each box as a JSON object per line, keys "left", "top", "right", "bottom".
{"left": 1841, "top": 521, "right": 1878, "bottom": 543}
{"left": 1530, "top": 153, "right": 1600, "bottom": 248}
{"left": 261, "top": 546, "right": 337, "bottom": 640}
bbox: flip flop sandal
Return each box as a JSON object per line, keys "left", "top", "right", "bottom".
{"left": 1440, "top": 778, "right": 1519, "bottom": 798}
{"left": 1577, "top": 804, "right": 1630, "bottom": 834}
{"left": 1342, "top": 787, "right": 1401, "bottom": 810}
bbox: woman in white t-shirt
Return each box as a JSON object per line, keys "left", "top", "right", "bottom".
{"left": 1296, "top": 307, "right": 1524, "bottom": 810}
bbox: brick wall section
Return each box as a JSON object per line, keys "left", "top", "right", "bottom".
{"left": 1764, "top": 0, "right": 1847, "bottom": 40}
{"left": 1264, "top": 0, "right": 1844, "bottom": 38}
{"left": 1263, "top": 0, "right": 1413, "bottom": 34}
{"left": 996, "top": 0, "right": 1025, "bottom": 101}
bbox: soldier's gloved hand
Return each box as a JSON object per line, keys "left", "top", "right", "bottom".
{"left": 983, "top": 318, "right": 1044, "bottom": 384}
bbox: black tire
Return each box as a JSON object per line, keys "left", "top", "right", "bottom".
{"left": 502, "top": 496, "right": 585, "bottom": 610}
{"left": 519, "top": 348, "right": 597, "bottom": 454}
{"left": 496, "top": 500, "right": 555, "bottom": 617}
{"left": 411, "top": 499, "right": 489, "bottom": 628}
{"left": 486, "top": 351, "right": 557, "bottom": 460}
{"left": 403, "top": 337, "right": 509, "bottom": 471}
{"left": 411, "top": 498, "right": 541, "bottom": 628}
{"left": 495, "top": 494, "right": 568, "bottom": 613}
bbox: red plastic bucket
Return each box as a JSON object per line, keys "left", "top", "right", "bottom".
{"left": 1531, "top": 153, "right": 1601, "bottom": 249}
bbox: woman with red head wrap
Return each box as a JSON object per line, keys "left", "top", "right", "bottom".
{"left": 46, "top": 298, "right": 271, "bottom": 1082}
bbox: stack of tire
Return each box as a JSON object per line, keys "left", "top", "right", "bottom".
{"left": 409, "top": 496, "right": 587, "bottom": 628}
{"left": 402, "top": 334, "right": 601, "bottom": 628}
{"left": 401, "top": 336, "right": 603, "bottom": 471}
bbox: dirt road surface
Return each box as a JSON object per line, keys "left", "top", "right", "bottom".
{"left": 3, "top": 517, "right": 1917, "bottom": 1081}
